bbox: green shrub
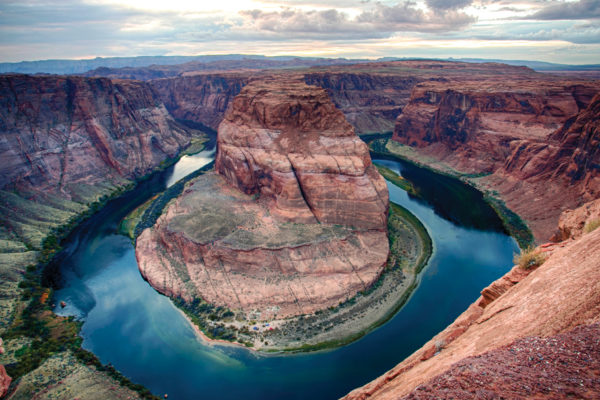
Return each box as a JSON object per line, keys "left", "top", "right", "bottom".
{"left": 514, "top": 246, "right": 546, "bottom": 270}
{"left": 584, "top": 218, "right": 600, "bottom": 234}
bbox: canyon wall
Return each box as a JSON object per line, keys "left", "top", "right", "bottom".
{"left": 392, "top": 79, "right": 600, "bottom": 241}
{"left": 150, "top": 72, "right": 250, "bottom": 130}
{"left": 0, "top": 74, "right": 193, "bottom": 198}
{"left": 137, "top": 79, "right": 389, "bottom": 319}
{"left": 303, "top": 71, "right": 418, "bottom": 134}
{"left": 345, "top": 199, "right": 600, "bottom": 399}
{"left": 0, "top": 74, "right": 196, "bottom": 330}
{"left": 148, "top": 61, "right": 569, "bottom": 139}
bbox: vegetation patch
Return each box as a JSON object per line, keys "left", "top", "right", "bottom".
{"left": 584, "top": 218, "right": 600, "bottom": 234}
{"left": 0, "top": 137, "right": 208, "bottom": 398}
{"left": 484, "top": 195, "right": 534, "bottom": 249}
{"left": 375, "top": 163, "right": 417, "bottom": 195}
{"left": 514, "top": 246, "right": 547, "bottom": 270}
{"left": 133, "top": 161, "right": 215, "bottom": 239}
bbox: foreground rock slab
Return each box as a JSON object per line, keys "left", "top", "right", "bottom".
{"left": 344, "top": 203, "right": 600, "bottom": 399}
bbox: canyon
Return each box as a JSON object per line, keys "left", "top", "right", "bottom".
{"left": 137, "top": 61, "right": 600, "bottom": 242}
{"left": 0, "top": 74, "right": 201, "bottom": 324}
{"left": 0, "top": 58, "right": 598, "bottom": 399}
{"left": 136, "top": 79, "right": 390, "bottom": 326}
{"left": 0, "top": 73, "right": 203, "bottom": 400}
{"left": 392, "top": 77, "right": 600, "bottom": 242}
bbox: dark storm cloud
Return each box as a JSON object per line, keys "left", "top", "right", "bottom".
{"left": 241, "top": 1, "right": 476, "bottom": 37}
{"left": 525, "top": 0, "right": 600, "bottom": 20}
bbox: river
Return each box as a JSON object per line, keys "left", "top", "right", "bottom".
{"left": 46, "top": 141, "right": 518, "bottom": 400}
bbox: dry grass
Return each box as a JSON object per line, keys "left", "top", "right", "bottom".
{"left": 584, "top": 218, "right": 600, "bottom": 234}
{"left": 514, "top": 246, "right": 547, "bottom": 270}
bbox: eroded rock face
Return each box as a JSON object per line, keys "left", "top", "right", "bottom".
{"left": 0, "top": 338, "right": 10, "bottom": 398}
{"left": 344, "top": 210, "right": 600, "bottom": 400}
{"left": 0, "top": 74, "right": 192, "bottom": 198}
{"left": 137, "top": 173, "right": 389, "bottom": 319}
{"left": 150, "top": 72, "right": 249, "bottom": 131}
{"left": 0, "top": 365, "right": 10, "bottom": 398}
{"left": 215, "top": 79, "right": 389, "bottom": 230}
{"left": 392, "top": 79, "right": 600, "bottom": 242}
{"left": 553, "top": 198, "right": 600, "bottom": 241}
{"left": 137, "top": 79, "right": 389, "bottom": 319}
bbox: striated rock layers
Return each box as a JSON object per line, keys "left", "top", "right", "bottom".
{"left": 137, "top": 79, "right": 389, "bottom": 319}
{"left": 150, "top": 72, "right": 250, "bottom": 131}
{"left": 393, "top": 80, "right": 600, "bottom": 241}
{"left": 0, "top": 74, "right": 193, "bottom": 197}
{"left": 344, "top": 199, "right": 600, "bottom": 400}
{"left": 215, "top": 79, "right": 389, "bottom": 229}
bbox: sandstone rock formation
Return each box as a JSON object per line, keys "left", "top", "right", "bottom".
{"left": 344, "top": 201, "right": 600, "bottom": 400}
{"left": 149, "top": 60, "right": 545, "bottom": 136}
{"left": 0, "top": 74, "right": 192, "bottom": 197}
{"left": 0, "top": 364, "right": 10, "bottom": 398}
{"left": 553, "top": 197, "right": 600, "bottom": 241}
{"left": 0, "top": 73, "right": 196, "bottom": 330}
{"left": 150, "top": 72, "right": 250, "bottom": 130}
{"left": 303, "top": 71, "right": 418, "bottom": 134}
{"left": 215, "top": 79, "right": 389, "bottom": 230}
{"left": 392, "top": 79, "right": 600, "bottom": 242}
{"left": 400, "top": 323, "right": 600, "bottom": 399}
{"left": 137, "top": 79, "right": 389, "bottom": 319}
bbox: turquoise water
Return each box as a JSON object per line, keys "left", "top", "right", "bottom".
{"left": 48, "top": 150, "right": 518, "bottom": 400}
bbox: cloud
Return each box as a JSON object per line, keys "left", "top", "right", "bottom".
{"left": 240, "top": 2, "right": 477, "bottom": 38}
{"left": 525, "top": 0, "right": 600, "bottom": 20}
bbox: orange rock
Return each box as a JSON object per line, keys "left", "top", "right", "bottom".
{"left": 215, "top": 79, "right": 389, "bottom": 230}
{"left": 0, "top": 364, "right": 10, "bottom": 398}
{"left": 392, "top": 81, "right": 600, "bottom": 243}
{"left": 344, "top": 223, "right": 600, "bottom": 399}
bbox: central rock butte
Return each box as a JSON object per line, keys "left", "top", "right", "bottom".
{"left": 136, "top": 79, "right": 389, "bottom": 319}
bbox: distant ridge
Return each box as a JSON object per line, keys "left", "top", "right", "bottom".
{"left": 0, "top": 54, "right": 598, "bottom": 75}
{"left": 0, "top": 55, "right": 361, "bottom": 75}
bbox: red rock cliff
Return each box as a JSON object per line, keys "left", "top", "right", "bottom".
{"left": 0, "top": 74, "right": 192, "bottom": 197}
{"left": 344, "top": 200, "right": 600, "bottom": 399}
{"left": 215, "top": 79, "right": 389, "bottom": 230}
{"left": 150, "top": 72, "right": 249, "bottom": 130}
{"left": 392, "top": 78, "right": 600, "bottom": 241}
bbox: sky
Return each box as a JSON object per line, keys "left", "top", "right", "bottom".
{"left": 0, "top": 0, "right": 599, "bottom": 64}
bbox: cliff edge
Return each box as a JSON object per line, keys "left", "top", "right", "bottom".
{"left": 344, "top": 199, "right": 600, "bottom": 399}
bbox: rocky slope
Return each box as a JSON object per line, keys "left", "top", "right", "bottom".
{"left": 137, "top": 79, "right": 389, "bottom": 320}
{"left": 344, "top": 199, "right": 600, "bottom": 399}
{"left": 392, "top": 79, "right": 600, "bottom": 241}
